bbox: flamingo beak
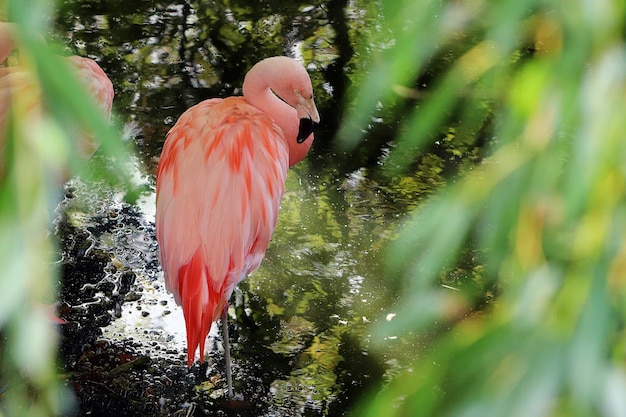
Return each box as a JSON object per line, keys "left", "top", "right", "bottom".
{"left": 296, "top": 97, "right": 320, "bottom": 143}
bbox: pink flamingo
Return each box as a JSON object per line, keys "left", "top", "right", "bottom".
{"left": 0, "top": 22, "right": 114, "bottom": 176}
{"left": 155, "top": 56, "right": 319, "bottom": 397}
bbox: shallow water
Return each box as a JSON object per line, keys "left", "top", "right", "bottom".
{"left": 53, "top": 1, "right": 430, "bottom": 416}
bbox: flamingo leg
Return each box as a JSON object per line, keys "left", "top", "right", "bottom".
{"left": 221, "top": 304, "right": 233, "bottom": 398}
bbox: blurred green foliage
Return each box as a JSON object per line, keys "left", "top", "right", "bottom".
{"left": 0, "top": 1, "right": 131, "bottom": 415}
{"left": 342, "top": 0, "right": 626, "bottom": 416}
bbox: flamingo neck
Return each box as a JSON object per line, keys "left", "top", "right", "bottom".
{"left": 242, "top": 60, "right": 311, "bottom": 166}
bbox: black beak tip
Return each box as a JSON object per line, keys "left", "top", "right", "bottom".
{"left": 296, "top": 118, "right": 319, "bottom": 143}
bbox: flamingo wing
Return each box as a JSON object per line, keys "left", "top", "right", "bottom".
{"left": 0, "top": 56, "right": 113, "bottom": 163}
{"left": 156, "top": 96, "right": 289, "bottom": 364}
{"left": 63, "top": 56, "right": 114, "bottom": 159}
{"left": 65, "top": 56, "right": 114, "bottom": 122}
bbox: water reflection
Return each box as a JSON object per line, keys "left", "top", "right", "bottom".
{"left": 53, "top": 1, "right": 412, "bottom": 416}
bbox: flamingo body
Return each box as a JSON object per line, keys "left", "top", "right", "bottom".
{"left": 156, "top": 97, "right": 289, "bottom": 363}
{"left": 155, "top": 57, "right": 319, "bottom": 369}
{"left": 0, "top": 23, "right": 114, "bottom": 170}
{"left": 63, "top": 55, "right": 115, "bottom": 158}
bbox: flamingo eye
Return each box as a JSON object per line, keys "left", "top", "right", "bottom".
{"left": 294, "top": 89, "right": 300, "bottom": 95}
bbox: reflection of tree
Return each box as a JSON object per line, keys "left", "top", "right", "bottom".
{"left": 224, "top": 161, "right": 403, "bottom": 414}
